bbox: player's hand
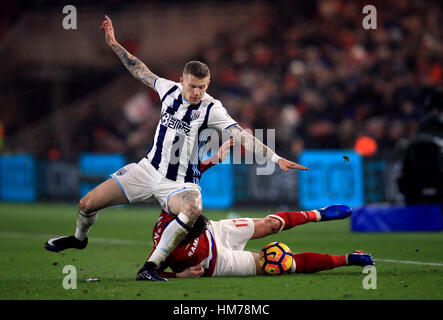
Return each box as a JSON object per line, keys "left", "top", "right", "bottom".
{"left": 177, "top": 265, "right": 204, "bottom": 278}
{"left": 277, "top": 157, "right": 309, "bottom": 172}
{"left": 100, "top": 15, "right": 117, "bottom": 46}
{"left": 218, "top": 138, "right": 234, "bottom": 162}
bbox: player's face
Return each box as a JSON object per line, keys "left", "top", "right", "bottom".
{"left": 180, "top": 73, "right": 210, "bottom": 105}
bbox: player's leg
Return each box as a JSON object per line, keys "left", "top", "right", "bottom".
{"left": 212, "top": 249, "right": 259, "bottom": 277}
{"left": 251, "top": 217, "right": 285, "bottom": 239}
{"left": 264, "top": 204, "right": 352, "bottom": 234}
{"left": 253, "top": 249, "right": 373, "bottom": 276}
{"left": 153, "top": 189, "right": 202, "bottom": 260}
{"left": 251, "top": 208, "right": 320, "bottom": 239}
{"left": 75, "top": 177, "right": 129, "bottom": 239}
{"left": 290, "top": 250, "right": 373, "bottom": 273}
{"left": 251, "top": 252, "right": 266, "bottom": 275}
{"left": 137, "top": 189, "right": 202, "bottom": 281}
{"left": 45, "top": 178, "right": 128, "bottom": 252}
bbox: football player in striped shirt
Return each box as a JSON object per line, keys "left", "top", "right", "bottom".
{"left": 45, "top": 16, "right": 308, "bottom": 281}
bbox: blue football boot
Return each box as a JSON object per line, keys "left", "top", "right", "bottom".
{"left": 347, "top": 250, "right": 374, "bottom": 266}
{"left": 136, "top": 262, "right": 168, "bottom": 282}
{"left": 316, "top": 204, "right": 352, "bottom": 221}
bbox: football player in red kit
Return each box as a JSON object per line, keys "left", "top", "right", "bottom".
{"left": 136, "top": 140, "right": 373, "bottom": 280}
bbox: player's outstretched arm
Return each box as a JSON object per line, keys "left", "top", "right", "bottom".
{"left": 100, "top": 15, "right": 158, "bottom": 89}
{"left": 200, "top": 138, "right": 234, "bottom": 173}
{"left": 228, "top": 125, "right": 308, "bottom": 172}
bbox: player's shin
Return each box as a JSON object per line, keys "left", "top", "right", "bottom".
{"left": 290, "top": 253, "right": 347, "bottom": 273}
{"left": 148, "top": 213, "right": 192, "bottom": 266}
{"left": 74, "top": 210, "right": 98, "bottom": 240}
{"left": 268, "top": 210, "right": 319, "bottom": 231}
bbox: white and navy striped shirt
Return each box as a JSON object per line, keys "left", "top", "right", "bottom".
{"left": 145, "top": 77, "right": 237, "bottom": 184}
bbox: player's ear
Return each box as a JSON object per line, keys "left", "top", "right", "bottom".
{"left": 180, "top": 75, "right": 184, "bottom": 85}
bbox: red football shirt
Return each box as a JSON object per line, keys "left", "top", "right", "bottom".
{"left": 152, "top": 209, "right": 216, "bottom": 277}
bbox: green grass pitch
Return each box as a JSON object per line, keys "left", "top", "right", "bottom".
{"left": 0, "top": 202, "right": 442, "bottom": 300}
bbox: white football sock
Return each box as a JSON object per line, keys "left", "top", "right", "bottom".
{"left": 290, "top": 259, "right": 297, "bottom": 273}
{"left": 148, "top": 213, "right": 192, "bottom": 266}
{"left": 74, "top": 210, "right": 98, "bottom": 240}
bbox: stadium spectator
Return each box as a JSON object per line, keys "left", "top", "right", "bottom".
{"left": 2, "top": 1, "right": 441, "bottom": 161}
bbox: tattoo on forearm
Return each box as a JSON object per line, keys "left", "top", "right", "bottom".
{"left": 230, "top": 126, "right": 274, "bottom": 160}
{"left": 123, "top": 52, "right": 137, "bottom": 67}
{"left": 111, "top": 43, "right": 158, "bottom": 88}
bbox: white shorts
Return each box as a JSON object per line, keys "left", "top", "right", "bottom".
{"left": 209, "top": 218, "right": 256, "bottom": 277}
{"left": 110, "top": 157, "right": 201, "bottom": 212}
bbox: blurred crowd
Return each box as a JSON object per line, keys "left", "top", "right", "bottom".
{"left": 190, "top": 0, "right": 442, "bottom": 159}
{"left": 1, "top": 0, "right": 442, "bottom": 162}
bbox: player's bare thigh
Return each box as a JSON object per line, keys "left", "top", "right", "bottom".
{"left": 167, "top": 190, "right": 202, "bottom": 220}
{"left": 79, "top": 178, "right": 128, "bottom": 214}
{"left": 251, "top": 217, "right": 281, "bottom": 239}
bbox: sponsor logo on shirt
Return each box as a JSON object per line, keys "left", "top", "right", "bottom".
{"left": 161, "top": 112, "right": 191, "bottom": 136}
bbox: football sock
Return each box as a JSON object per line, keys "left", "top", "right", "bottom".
{"left": 291, "top": 252, "right": 347, "bottom": 273}
{"left": 147, "top": 213, "right": 192, "bottom": 266}
{"left": 268, "top": 210, "right": 320, "bottom": 231}
{"left": 74, "top": 210, "right": 98, "bottom": 241}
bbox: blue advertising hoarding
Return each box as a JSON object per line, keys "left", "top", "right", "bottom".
{"left": 79, "top": 153, "right": 126, "bottom": 197}
{"left": 0, "top": 154, "right": 36, "bottom": 202}
{"left": 298, "top": 150, "right": 364, "bottom": 210}
{"left": 199, "top": 160, "right": 234, "bottom": 209}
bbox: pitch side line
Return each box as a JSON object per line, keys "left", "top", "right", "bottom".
{"left": 0, "top": 230, "right": 151, "bottom": 246}
{"left": 374, "top": 258, "right": 443, "bottom": 267}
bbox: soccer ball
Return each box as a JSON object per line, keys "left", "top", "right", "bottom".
{"left": 259, "top": 242, "right": 294, "bottom": 275}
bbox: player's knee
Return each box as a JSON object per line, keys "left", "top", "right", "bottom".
{"left": 266, "top": 217, "right": 281, "bottom": 234}
{"left": 180, "top": 190, "right": 202, "bottom": 220}
{"left": 78, "top": 196, "right": 96, "bottom": 215}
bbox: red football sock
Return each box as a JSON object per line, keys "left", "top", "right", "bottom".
{"left": 268, "top": 211, "right": 319, "bottom": 231}
{"left": 292, "top": 252, "right": 347, "bottom": 273}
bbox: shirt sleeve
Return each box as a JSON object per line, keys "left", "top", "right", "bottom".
{"left": 207, "top": 101, "right": 237, "bottom": 132}
{"left": 153, "top": 77, "right": 179, "bottom": 101}
{"left": 159, "top": 271, "right": 177, "bottom": 278}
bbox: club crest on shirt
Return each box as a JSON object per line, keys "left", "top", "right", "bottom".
{"left": 116, "top": 168, "right": 126, "bottom": 176}
{"left": 190, "top": 110, "right": 201, "bottom": 121}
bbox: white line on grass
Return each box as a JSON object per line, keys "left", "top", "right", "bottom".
{"left": 2, "top": 230, "right": 443, "bottom": 267}
{"left": 374, "top": 258, "right": 443, "bottom": 267}
{"left": 0, "top": 231, "right": 151, "bottom": 246}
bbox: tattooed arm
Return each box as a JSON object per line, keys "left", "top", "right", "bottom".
{"left": 228, "top": 125, "right": 308, "bottom": 172}
{"left": 100, "top": 15, "right": 158, "bottom": 89}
